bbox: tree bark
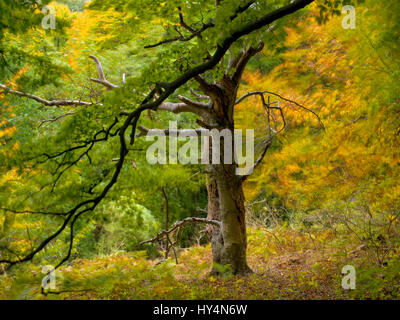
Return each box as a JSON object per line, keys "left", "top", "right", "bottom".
{"left": 205, "top": 174, "right": 224, "bottom": 266}
{"left": 210, "top": 163, "right": 251, "bottom": 275}
{"left": 205, "top": 90, "right": 252, "bottom": 274}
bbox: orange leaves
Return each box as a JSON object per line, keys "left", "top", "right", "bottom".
{"left": 5, "top": 65, "right": 30, "bottom": 90}
{"left": 1, "top": 65, "right": 29, "bottom": 145}
{"left": 0, "top": 126, "right": 17, "bottom": 138}
{"left": 238, "top": 3, "right": 400, "bottom": 211}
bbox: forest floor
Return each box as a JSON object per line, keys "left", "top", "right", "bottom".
{"left": 0, "top": 226, "right": 393, "bottom": 300}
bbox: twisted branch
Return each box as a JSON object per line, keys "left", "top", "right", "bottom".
{"left": 137, "top": 125, "right": 208, "bottom": 137}
{"left": 236, "top": 90, "right": 324, "bottom": 130}
{"left": 89, "top": 55, "right": 119, "bottom": 89}
{"left": 140, "top": 217, "right": 221, "bottom": 245}
{"left": 0, "top": 83, "right": 98, "bottom": 107}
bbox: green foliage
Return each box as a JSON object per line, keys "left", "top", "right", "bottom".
{"left": 3, "top": 226, "right": 397, "bottom": 300}
{"left": 0, "top": 0, "right": 50, "bottom": 40}
{"left": 353, "top": 256, "right": 400, "bottom": 299}
{"left": 1, "top": 0, "right": 400, "bottom": 301}
{"left": 0, "top": 1, "right": 71, "bottom": 81}
{"left": 95, "top": 196, "right": 160, "bottom": 254}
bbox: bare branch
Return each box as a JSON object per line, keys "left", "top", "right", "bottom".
{"left": 177, "top": 95, "right": 211, "bottom": 109}
{"left": 41, "top": 117, "right": 120, "bottom": 162}
{"left": 157, "top": 101, "right": 187, "bottom": 113}
{"left": 0, "top": 208, "right": 67, "bottom": 216}
{"left": 227, "top": 48, "right": 245, "bottom": 73}
{"left": 190, "top": 89, "right": 210, "bottom": 100}
{"left": 145, "top": 1, "right": 256, "bottom": 50}
{"left": 140, "top": 217, "right": 221, "bottom": 245}
{"left": 193, "top": 75, "right": 220, "bottom": 98}
{"left": 0, "top": 83, "right": 98, "bottom": 107}
{"left": 158, "top": 100, "right": 211, "bottom": 117}
{"left": 159, "top": 187, "right": 177, "bottom": 261}
{"left": 89, "top": 55, "right": 119, "bottom": 89}
{"left": 144, "top": 23, "right": 213, "bottom": 49}
{"left": 137, "top": 125, "right": 208, "bottom": 137}
{"left": 230, "top": 41, "right": 264, "bottom": 84}
{"left": 236, "top": 90, "right": 324, "bottom": 130}
{"left": 38, "top": 112, "right": 76, "bottom": 128}
{"left": 178, "top": 7, "right": 197, "bottom": 34}
{"left": 242, "top": 138, "right": 272, "bottom": 181}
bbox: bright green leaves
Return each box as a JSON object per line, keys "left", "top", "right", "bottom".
{"left": 0, "top": 0, "right": 51, "bottom": 40}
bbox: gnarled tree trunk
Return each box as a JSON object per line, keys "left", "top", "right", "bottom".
{"left": 210, "top": 163, "right": 251, "bottom": 274}
{"left": 205, "top": 80, "right": 252, "bottom": 274}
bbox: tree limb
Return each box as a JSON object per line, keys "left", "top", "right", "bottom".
{"left": 230, "top": 41, "right": 264, "bottom": 84}
{"left": 157, "top": 100, "right": 211, "bottom": 117}
{"left": 89, "top": 55, "right": 119, "bottom": 89}
{"left": 193, "top": 75, "right": 220, "bottom": 98}
{"left": 177, "top": 95, "right": 211, "bottom": 109}
{"left": 236, "top": 90, "right": 324, "bottom": 129}
{"left": 0, "top": 208, "right": 68, "bottom": 216}
{"left": 137, "top": 125, "right": 208, "bottom": 137}
{"left": 38, "top": 112, "right": 77, "bottom": 128}
{"left": 140, "top": 217, "right": 221, "bottom": 245}
{"left": 242, "top": 138, "right": 272, "bottom": 181}
{"left": 0, "top": 83, "right": 98, "bottom": 107}
{"left": 190, "top": 89, "right": 210, "bottom": 100}
{"left": 144, "top": 1, "right": 256, "bottom": 49}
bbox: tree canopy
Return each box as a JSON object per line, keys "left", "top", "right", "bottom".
{"left": 1, "top": 0, "right": 399, "bottom": 301}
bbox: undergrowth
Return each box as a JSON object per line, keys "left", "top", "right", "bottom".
{"left": 1, "top": 226, "right": 399, "bottom": 300}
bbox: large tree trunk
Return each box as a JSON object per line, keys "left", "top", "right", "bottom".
{"left": 205, "top": 175, "right": 224, "bottom": 267}
{"left": 204, "top": 120, "right": 251, "bottom": 274}
{"left": 203, "top": 73, "right": 252, "bottom": 274}
{"left": 210, "top": 163, "right": 251, "bottom": 275}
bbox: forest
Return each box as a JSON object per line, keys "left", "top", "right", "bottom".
{"left": 0, "top": 0, "right": 399, "bottom": 301}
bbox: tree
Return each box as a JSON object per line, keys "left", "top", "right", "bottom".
{"left": 1, "top": 0, "right": 356, "bottom": 275}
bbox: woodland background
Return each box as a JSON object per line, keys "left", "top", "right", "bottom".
{"left": 0, "top": 0, "right": 400, "bottom": 299}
